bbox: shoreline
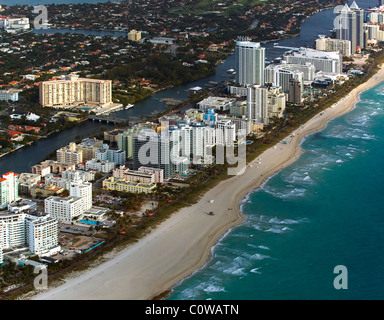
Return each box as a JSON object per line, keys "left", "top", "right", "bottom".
{"left": 26, "top": 64, "right": 384, "bottom": 301}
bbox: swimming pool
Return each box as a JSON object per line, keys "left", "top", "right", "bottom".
{"left": 79, "top": 219, "right": 103, "bottom": 226}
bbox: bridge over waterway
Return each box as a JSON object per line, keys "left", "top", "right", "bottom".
{"left": 88, "top": 115, "right": 129, "bottom": 124}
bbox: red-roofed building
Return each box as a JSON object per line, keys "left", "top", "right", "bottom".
{"left": 6, "top": 130, "right": 23, "bottom": 141}
{"left": 24, "top": 126, "right": 41, "bottom": 133}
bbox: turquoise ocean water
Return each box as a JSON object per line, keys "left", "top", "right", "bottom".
{"left": 167, "top": 81, "right": 384, "bottom": 300}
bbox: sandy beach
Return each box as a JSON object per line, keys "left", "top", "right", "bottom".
{"left": 28, "top": 65, "right": 384, "bottom": 300}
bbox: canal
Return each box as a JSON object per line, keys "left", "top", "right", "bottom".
{"left": 0, "top": 5, "right": 344, "bottom": 174}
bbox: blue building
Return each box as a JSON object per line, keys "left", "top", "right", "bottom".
{"left": 203, "top": 109, "right": 218, "bottom": 125}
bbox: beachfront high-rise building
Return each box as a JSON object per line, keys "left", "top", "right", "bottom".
{"left": 235, "top": 37, "right": 265, "bottom": 86}
{"left": 132, "top": 126, "right": 214, "bottom": 178}
{"left": 26, "top": 214, "right": 59, "bottom": 256}
{"left": 0, "top": 172, "right": 19, "bottom": 209}
{"left": 45, "top": 196, "right": 83, "bottom": 223}
{"left": 351, "top": 1, "right": 365, "bottom": 51}
{"left": 315, "top": 36, "right": 352, "bottom": 57}
{"left": 284, "top": 48, "right": 342, "bottom": 74}
{"left": 192, "top": 125, "right": 215, "bottom": 163}
{"left": 265, "top": 64, "right": 305, "bottom": 95}
{"left": 288, "top": 78, "right": 303, "bottom": 105}
{"left": 363, "top": 23, "right": 384, "bottom": 42}
{"left": 267, "top": 87, "right": 286, "bottom": 119}
{"left": 0, "top": 211, "right": 26, "bottom": 249}
{"left": 133, "top": 128, "right": 158, "bottom": 171}
{"left": 246, "top": 85, "right": 269, "bottom": 125}
{"left": 366, "top": 5, "right": 384, "bottom": 24}
{"left": 69, "top": 177, "right": 92, "bottom": 213}
{"left": 267, "top": 61, "right": 315, "bottom": 82}
{"left": 335, "top": 2, "right": 364, "bottom": 53}
{"left": 364, "top": 23, "right": 379, "bottom": 41}
{"left": 158, "top": 129, "right": 189, "bottom": 177}
{"left": 215, "top": 120, "right": 236, "bottom": 146}
{"left": 0, "top": 211, "right": 59, "bottom": 256}
{"left": 45, "top": 171, "right": 92, "bottom": 222}
{"left": 39, "top": 74, "right": 112, "bottom": 107}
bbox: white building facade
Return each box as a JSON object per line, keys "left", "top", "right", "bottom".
{"left": 70, "top": 180, "right": 92, "bottom": 213}
{"left": 85, "top": 159, "right": 116, "bottom": 173}
{"left": 0, "top": 212, "right": 59, "bottom": 256}
{"left": 284, "top": 47, "right": 342, "bottom": 74}
{"left": 247, "top": 84, "right": 269, "bottom": 125}
{"left": 0, "top": 172, "right": 19, "bottom": 209}
{"left": 26, "top": 214, "right": 60, "bottom": 256}
{"left": 44, "top": 196, "right": 83, "bottom": 223}
{"left": 235, "top": 39, "right": 265, "bottom": 86}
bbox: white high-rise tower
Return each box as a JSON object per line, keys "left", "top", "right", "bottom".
{"left": 69, "top": 173, "right": 92, "bottom": 212}
{"left": 336, "top": 2, "right": 364, "bottom": 53}
{"left": 247, "top": 84, "right": 269, "bottom": 125}
{"left": 235, "top": 37, "right": 265, "bottom": 86}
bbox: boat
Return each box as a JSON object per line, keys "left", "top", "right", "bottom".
{"left": 125, "top": 104, "right": 134, "bottom": 110}
{"left": 227, "top": 68, "right": 235, "bottom": 73}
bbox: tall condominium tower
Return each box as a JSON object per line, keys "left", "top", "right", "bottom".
{"left": 265, "top": 63, "right": 306, "bottom": 94}
{"left": 336, "top": 2, "right": 364, "bottom": 53}
{"left": 246, "top": 84, "right": 269, "bottom": 125}
{"left": 288, "top": 78, "right": 303, "bottom": 105}
{"left": 0, "top": 172, "right": 19, "bottom": 209}
{"left": 235, "top": 38, "right": 265, "bottom": 86}
{"left": 69, "top": 175, "right": 92, "bottom": 212}
{"left": 315, "top": 36, "right": 352, "bottom": 57}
